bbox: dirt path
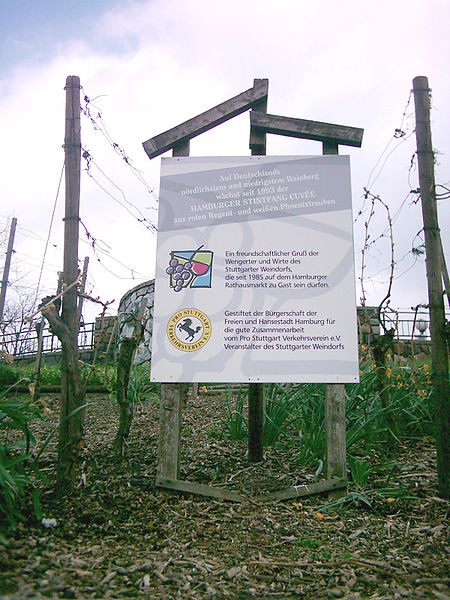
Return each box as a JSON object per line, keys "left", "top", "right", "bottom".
{"left": 1, "top": 395, "right": 448, "bottom": 599}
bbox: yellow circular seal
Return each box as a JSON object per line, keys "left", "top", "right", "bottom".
{"left": 167, "top": 308, "right": 212, "bottom": 352}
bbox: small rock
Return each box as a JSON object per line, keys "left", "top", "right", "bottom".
{"left": 41, "top": 518, "right": 58, "bottom": 528}
{"left": 139, "top": 574, "right": 151, "bottom": 589}
{"left": 101, "top": 571, "right": 117, "bottom": 584}
{"left": 328, "top": 590, "right": 344, "bottom": 598}
{"left": 70, "top": 558, "right": 89, "bottom": 568}
{"left": 226, "top": 566, "right": 241, "bottom": 579}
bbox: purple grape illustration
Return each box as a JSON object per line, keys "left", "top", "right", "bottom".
{"left": 167, "top": 246, "right": 212, "bottom": 292}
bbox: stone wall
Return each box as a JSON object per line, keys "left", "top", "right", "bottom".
{"left": 356, "top": 306, "right": 380, "bottom": 343}
{"left": 356, "top": 307, "right": 432, "bottom": 359}
{"left": 93, "top": 315, "right": 117, "bottom": 360}
{"left": 116, "top": 279, "right": 155, "bottom": 364}
{"left": 92, "top": 281, "right": 155, "bottom": 363}
{"left": 392, "top": 339, "right": 431, "bottom": 361}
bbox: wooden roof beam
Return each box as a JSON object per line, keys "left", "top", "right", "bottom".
{"left": 250, "top": 111, "right": 364, "bottom": 148}
{"left": 143, "top": 79, "right": 269, "bottom": 159}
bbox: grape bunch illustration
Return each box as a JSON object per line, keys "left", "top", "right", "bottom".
{"left": 166, "top": 258, "right": 193, "bottom": 292}
{"left": 165, "top": 247, "right": 213, "bottom": 292}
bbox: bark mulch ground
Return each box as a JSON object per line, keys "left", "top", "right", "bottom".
{"left": 0, "top": 392, "right": 449, "bottom": 599}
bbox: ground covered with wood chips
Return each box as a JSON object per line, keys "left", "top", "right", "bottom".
{"left": 0, "top": 393, "right": 449, "bottom": 599}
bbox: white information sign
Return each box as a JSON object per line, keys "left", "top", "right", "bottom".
{"left": 151, "top": 155, "right": 359, "bottom": 383}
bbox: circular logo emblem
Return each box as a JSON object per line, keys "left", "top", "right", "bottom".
{"left": 167, "top": 308, "right": 212, "bottom": 352}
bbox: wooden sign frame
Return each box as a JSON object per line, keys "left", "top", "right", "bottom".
{"left": 143, "top": 78, "right": 363, "bottom": 502}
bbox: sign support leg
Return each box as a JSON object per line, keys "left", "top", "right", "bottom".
{"left": 325, "top": 384, "right": 347, "bottom": 497}
{"left": 156, "top": 140, "right": 190, "bottom": 482}
{"left": 323, "top": 140, "right": 347, "bottom": 498}
{"left": 157, "top": 383, "right": 183, "bottom": 481}
{"left": 247, "top": 79, "right": 268, "bottom": 463}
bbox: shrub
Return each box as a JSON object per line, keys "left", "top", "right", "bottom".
{"left": 81, "top": 363, "right": 116, "bottom": 390}
{"left": 127, "top": 364, "right": 159, "bottom": 404}
{"left": 0, "top": 394, "right": 44, "bottom": 544}
{"left": 224, "top": 385, "right": 247, "bottom": 440}
{"left": 0, "top": 363, "right": 20, "bottom": 386}
{"left": 263, "top": 384, "right": 305, "bottom": 446}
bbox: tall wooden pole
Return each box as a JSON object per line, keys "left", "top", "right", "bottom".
{"left": 413, "top": 76, "right": 449, "bottom": 499}
{"left": 247, "top": 79, "right": 268, "bottom": 463}
{"left": 440, "top": 238, "right": 450, "bottom": 309}
{"left": 63, "top": 75, "right": 81, "bottom": 334}
{"left": 0, "top": 217, "right": 17, "bottom": 324}
{"left": 57, "top": 75, "right": 83, "bottom": 490}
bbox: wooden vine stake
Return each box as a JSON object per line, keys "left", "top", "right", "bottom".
{"left": 412, "top": 76, "right": 449, "bottom": 499}
{"left": 58, "top": 75, "right": 85, "bottom": 491}
{"left": 42, "top": 75, "right": 85, "bottom": 493}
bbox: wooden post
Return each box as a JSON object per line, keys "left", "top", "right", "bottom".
{"left": 440, "top": 238, "right": 450, "bottom": 309}
{"left": 77, "top": 257, "right": 89, "bottom": 323}
{"left": 0, "top": 217, "right": 17, "bottom": 324}
{"left": 62, "top": 76, "right": 81, "bottom": 337}
{"left": 247, "top": 79, "right": 268, "bottom": 463}
{"left": 323, "top": 141, "right": 347, "bottom": 497}
{"left": 156, "top": 140, "right": 189, "bottom": 482}
{"left": 325, "top": 384, "right": 346, "bottom": 487}
{"left": 57, "top": 75, "right": 84, "bottom": 491}
{"left": 33, "top": 319, "right": 45, "bottom": 401}
{"left": 413, "top": 76, "right": 449, "bottom": 499}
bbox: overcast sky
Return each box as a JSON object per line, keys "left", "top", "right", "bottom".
{"left": 1, "top": 0, "right": 449, "bottom": 323}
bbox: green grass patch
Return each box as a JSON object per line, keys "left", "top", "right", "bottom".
{"left": 220, "top": 363, "right": 435, "bottom": 481}
{"left": 0, "top": 393, "right": 45, "bottom": 544}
